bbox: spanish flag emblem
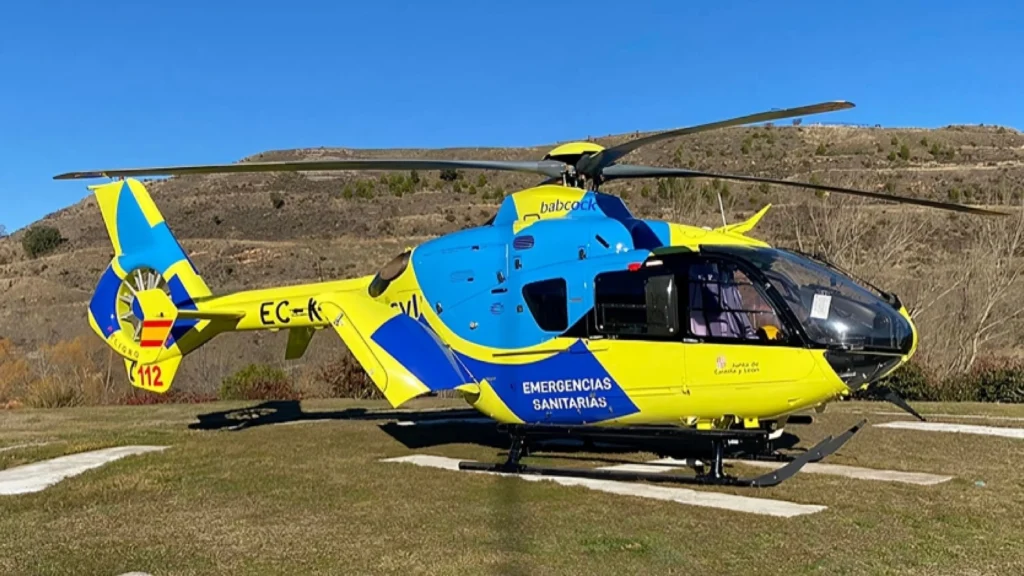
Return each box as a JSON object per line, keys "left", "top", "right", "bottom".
{"left": 139, "top": 319, "right": 173, "bottom": 348}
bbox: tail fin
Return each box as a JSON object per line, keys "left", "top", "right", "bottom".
{"left": 87, "top": 178, "right": 219, "bottom": 393}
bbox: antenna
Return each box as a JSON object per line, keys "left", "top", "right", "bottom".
{"left": 717, "top": 192, "right": 727, "bottom": 227}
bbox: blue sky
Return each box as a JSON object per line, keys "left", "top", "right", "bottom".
{"left": 1, "top": 0, "right": 1021, "bottom": 232}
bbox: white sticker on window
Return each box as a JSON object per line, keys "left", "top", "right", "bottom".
{"left": 810, "top": 293, "right": 832, "bottom": 319}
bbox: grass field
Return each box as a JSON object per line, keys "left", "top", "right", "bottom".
{"left": 1, "top": 399, "right": 1023, "bottom": 575}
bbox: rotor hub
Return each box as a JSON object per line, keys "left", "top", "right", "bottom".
{"left": 543, "top": 142, "right": 605, "bottom": 190}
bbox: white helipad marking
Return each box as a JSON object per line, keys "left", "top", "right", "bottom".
{"left": 0, "top": 442, "right": 51, "bottom": 453}
{"left": 382, "top": 454, "right": 826, "bottom": 518}
{"left": 858, "top": 410, "right": 1024, "bottom": 422}
{"left": 876, "top": 421, "right": 1024, "bottom": 440}
{"left": 395, "top": 417, "right": 494, "bottom": 427}
{"left": 600, "top": 457, "right": 951, "bottom": 485}
{"left": 735, "top": 461, "right": 952, "bottom": 485}
{"left": 0, "top": 446, "right": 169, "bottom": 495}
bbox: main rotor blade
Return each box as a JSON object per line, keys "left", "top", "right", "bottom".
{"left": 577, "top": 101, "right": 855, "bottom": 177}
{"left": 601, "top": 164, "right": 1011, "bottom": 216}
{"left": 53, "top": 159, "right": 567, "bottom": 180}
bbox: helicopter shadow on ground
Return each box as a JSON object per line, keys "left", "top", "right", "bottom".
{"left": 188, "top": 400, "right": 805, "bottom": 465}
{"left": 188, "top": 399, "right": 486, "bottom": 432}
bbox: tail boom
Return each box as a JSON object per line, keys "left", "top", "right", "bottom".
{"left": 85, "top": 177, "right": 456, "bottom": 402}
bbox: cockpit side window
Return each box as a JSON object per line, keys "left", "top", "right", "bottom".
{"left": 368, "top": 251, "right": 411, "bottom": 298}
{"left": 685, "top": 258, "right": 791, "bottom": 345}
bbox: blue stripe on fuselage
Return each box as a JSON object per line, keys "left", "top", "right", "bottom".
{"left": 625, "top": 219, "right": 670, "bottom": 249}
{"left": 370, "top": 314, "right": 468, "bottom": 392}
{"left": 456, "top": 340, "right": 639, "bottom": 424}
{"left": 370, "top": 317, "right": 639, "bottom": 424}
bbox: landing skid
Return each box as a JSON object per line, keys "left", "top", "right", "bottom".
{"left": 458, "top": 419, "right": 866, "bottom": 488}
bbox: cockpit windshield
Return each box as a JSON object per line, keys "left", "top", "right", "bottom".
{"left": 712, "top": 246, "right": 914, "bottom": 353}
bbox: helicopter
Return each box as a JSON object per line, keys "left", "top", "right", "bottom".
{"left": 55, "top": 101, "right": 1007, "bottom": 488}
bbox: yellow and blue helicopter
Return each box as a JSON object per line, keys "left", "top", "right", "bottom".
{"left": 55, "top": 101, "right": 1005, "bottom": 487}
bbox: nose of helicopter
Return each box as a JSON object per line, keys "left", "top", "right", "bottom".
{"left": 821, "top": 295, "right": 919, "bottom": 392}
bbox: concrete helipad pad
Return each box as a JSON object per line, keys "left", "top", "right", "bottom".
{"left": 0, "top": 446, "right": 169, "bottom": 495}
{"left": 876, "top": 421, "right": 1024, "bottom": 440}
{"left": 382, "top": 454, "right": 827, "bottom": 518}
{"left": 598, "top": 457, "right": 952, "bottom": 486}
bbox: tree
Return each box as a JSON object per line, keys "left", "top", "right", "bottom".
{"left": 906, "top": 200, "right": 1024, "bottom": 378}
{"left": 949, "top": 205, "right": 1024, "bottom": 374}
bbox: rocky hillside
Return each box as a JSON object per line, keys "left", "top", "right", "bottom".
{"left": 2, "top": 122, "right": 1023, "bottom": 391}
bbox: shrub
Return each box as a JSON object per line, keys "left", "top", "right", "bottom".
{"left": 313, "top": 351, "right": 380, "bottom": 399}
{"left": 0, "top": 339, "right": 32, "bottom": 403}
{"left": 219, "top": 364, "right": 297, "bottom": 401}
{"left": 962, "top": 357, "right": 1024, "bottom": 403}
{"left": 860, "top": 356, "right": 1024, "bottom": 403}
{"left": 877, "top": 361, "right": 934, "bottom": 401}
{"left": 270, "top": 192, "right": 285, "bottom": 209}
{"left": 26, "top": 378, "right": 84, "bottom": 408}
{"left": 22, "top": 225, "right": 65, "bottom": 258}
{"left": 439, "top": 169, "right": 460, "bottom": 182}
{"left": 384, "top": 174, "right": 414, "bottom": 197}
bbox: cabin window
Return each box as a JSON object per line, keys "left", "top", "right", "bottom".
{"left": 686, "top": 258, "right": 788, "bottom": 343}
{"left": 592, "top": 269, "right": 679, "bottom": 339}
{"left": 522, "top": 278, "right": 568, "bottom": 332}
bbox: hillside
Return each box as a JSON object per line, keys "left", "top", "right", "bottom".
{"left": 2, "top": 122, "right": 1024, "bottom": 395}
